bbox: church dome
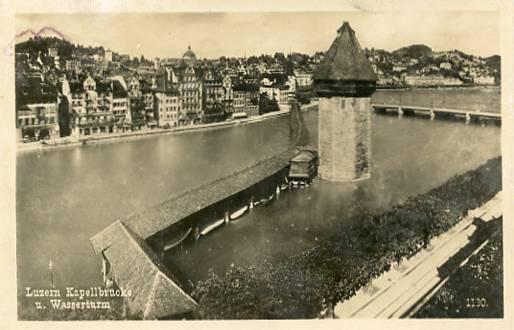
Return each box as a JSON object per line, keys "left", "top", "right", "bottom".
{"left": 182, "top": 45, "right": 197, "bottom": 62}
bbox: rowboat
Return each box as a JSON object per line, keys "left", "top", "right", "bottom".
{"left": 163, "top": 227, "right": 192, "bottom": 251}
{"left": 230, "top": 205, "right": 249, "bottom": 220}
{"left": 200, "top": 218, "right": 225, "bottom": 236}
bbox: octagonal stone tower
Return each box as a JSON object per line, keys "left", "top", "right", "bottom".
{"left": 313, "top": 21, "right": 377, "bottom": 182}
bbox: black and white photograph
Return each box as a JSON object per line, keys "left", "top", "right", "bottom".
{"left": 3, "top": 0, "right": 512, "bottom": 325}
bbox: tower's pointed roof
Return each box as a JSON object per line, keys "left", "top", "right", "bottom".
{"left": 314, "top": 21, "right": 376, "bottom": 82}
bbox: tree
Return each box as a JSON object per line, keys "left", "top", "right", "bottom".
{"left": 274, "top": 52, "right": 286, "bottom": 63}
{"left": 258, "top": 93, "right": 279, "bottom": 115}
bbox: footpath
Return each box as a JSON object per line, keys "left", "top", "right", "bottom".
{"left": 333, "top": 191, "right": 502, "bottom": 319}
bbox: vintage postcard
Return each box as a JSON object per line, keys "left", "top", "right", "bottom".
{"left": 1, "top": 0, "right": 513, "bottom": 328}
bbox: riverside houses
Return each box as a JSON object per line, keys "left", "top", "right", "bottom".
{"left": 110, "top": 77, "right": 131, "bottom": 133}
{"left": 141, "top": 80, "right": 158, "bottom": 128}
{"left": 222, "top": 75, "right": 234, "bottom": 114}
{"left": 152, "top": 69, "right": 181, "bottom": 128}
{"left": 260, "top": 75, "right": 292, "bottom": 106}
{"left": 178, "top": 65, "right": 203, "bottom": 125}
{"left": 232, "top": 83, "right": 260, "bottom": 117}
{"left": 127, "top": 76, "right": 147, "bottom": 131}
{"left": 202, "top": 69, "right": 226, "bottom": 123}
{"left": 61, "top": 75, "right": 116, "bottom": 137}
{"left": 16, "top": 73, "right": 60, "bottom": 142}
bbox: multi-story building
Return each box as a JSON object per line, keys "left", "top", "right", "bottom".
{"left": 203, "top": 69, "right": 226, "bottom": 123}
{"left": 147, "top": 68, "right": 181, "bottom": 128}
{"left": 141, "top": 79, "right": 158, "bottom": 128}
{"left": 222, "top": 75, "right": 234, "bottom": 114}
{"left": 404, "top": 74, "right": 463, "bottom": 87}
{"left": 294, "top": 69, "right": 313, "bottom": 87}
{"left": 177, "top": 65, "right": 203, "bottom": 125}
{"left": 62, "top": 75, "right": 115, "bottom": 137}
{"left": 105, "top": 50, "right": 113, "bottom": 62}
{"left": 232, "top": 83, "right": 260, "bottom": 117}
{"left": 277, "top": 85, "right": 290, "bottom": 105}
{"left": 127, "top": 76, "right": 146, "bottom": 131}
{"left": 16, "top": 73, "right": 60, "bottom": 141}
{"left": 66, "top": 59, "right": 81, "bottom": 73}
{"left": 260, "top": 75, "right": 293, "bottom": 111}
{"left": 110, "top": 77, "right": 131, "bottom": 133}
{"left": 232, "top": 88, "right": 246, "bottom": 114}
{"left": 473, "top": 75, "right": 495, "bottom": 85}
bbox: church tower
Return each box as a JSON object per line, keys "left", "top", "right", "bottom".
{"left": 313, "top": 21, "right": 377, "bottom": 182}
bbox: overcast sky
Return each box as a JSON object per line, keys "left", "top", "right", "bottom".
{"left": 16, "top": 11, "right": 500, "bottom": 59}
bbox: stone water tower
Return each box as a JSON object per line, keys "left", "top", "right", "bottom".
{"left": 313, "top": 21, "right": 377, "bottom": 182}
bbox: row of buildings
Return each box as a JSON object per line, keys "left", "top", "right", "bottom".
{"left": 16, "top": 46, "right": 307, "bottom": 141}
{"left": 367, "top": 48, "right": 499, "bottom": 87}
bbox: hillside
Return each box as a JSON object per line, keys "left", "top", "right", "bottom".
{"left": 485, "top": 55, "right": 501, "bottom": 72}
{"left": 392, "top": 44, "right": 433, "bottom": 58}
{"left": 15, "top": 37, "right": 107, "bottom": 61}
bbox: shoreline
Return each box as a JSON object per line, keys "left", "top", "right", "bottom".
{"left": 16, "top": 103, "right": 318, "bottom": 155}
{"left": 376, "top": 85, "right": 500, "bottom": 92}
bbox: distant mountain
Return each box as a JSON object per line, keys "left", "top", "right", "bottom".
{"left": 392, "top": 44, "right": 433, "bottom": 58}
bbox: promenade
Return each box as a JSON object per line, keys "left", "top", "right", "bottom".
{"left": 333, "top": 191, "right": 502, "bottom": 318}
{"left": 16, "top": 103, "right": 318, "bottom": 154}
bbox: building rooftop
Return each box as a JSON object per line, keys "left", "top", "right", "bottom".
{"left": 313, "top": 21, "right": 376, "bottom": 82}
{"left": 92, "top": 149, "right": 297, "bottom": 241}
{"left": 90, "top": 221, "right": 197, "bottom": 319}
{"left": 16, "top": 75, "right": 57, "bottom": 108}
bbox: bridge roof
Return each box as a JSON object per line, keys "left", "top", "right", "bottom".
{"left": 313, "top": 21, "right": 376, "bottom": 82}
{"left": 90, "top": 221, "right": 197, "bottom": 319}
{"left": 91, "top": 149, "right": 297, "bottom": 243}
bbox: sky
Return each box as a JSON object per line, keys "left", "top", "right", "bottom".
{"left": 15, "top": 12, "right": 500, "bottom": 59}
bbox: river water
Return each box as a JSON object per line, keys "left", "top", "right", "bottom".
{"left": 16, "top": 88, "right": 501, "bottom": 291}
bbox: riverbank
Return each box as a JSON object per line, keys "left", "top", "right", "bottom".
{"left": 16, "top": 103, "right": 318, "bottom": 154}
{"left": 377, "top": 85, "right": 500, "bottom": 91}
{"left": 191, "top": 157, "right": 501, "bottom": 319}
{"left": 333, "top": 192, "right": 502, "bottom": 318}
{"left": 413, "top": 226, "right": 503, "bottom": 318}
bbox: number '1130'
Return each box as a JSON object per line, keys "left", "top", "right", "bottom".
{"left": 466, "top": 298, "right": 487, "bottom": 308}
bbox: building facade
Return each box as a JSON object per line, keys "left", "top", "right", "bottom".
{"left": 110, "top": 77, "right": 131, "bottom": 133}
{"left": 178, "top": 65, "right": 203, "bottom": 125}
{"left": 203, "top": 69, "right": 226, "bottom": 123}
{"left": 62, "top": 75, "right": 115, "bottom": 137}
{"left": 153, "top": 70, "right": 181, "bottom": 128}
{"left": 16, "top": 74, "right": 60, "bottom": 141}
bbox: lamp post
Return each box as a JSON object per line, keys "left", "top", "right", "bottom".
{"left": 49, "top": 259, "right": 55, "bottom": 289}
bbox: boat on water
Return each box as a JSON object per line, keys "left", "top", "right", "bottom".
{"left": 163, "top": 227, "right": 192, "bottom": 251}
{"left": 280, "top": 183, "right": 289, "bottom": 191}
{"left": 200, "top": 218, "right": 225, "bottom": 236}
{"left": 230, "top": 205, "right": 249, "bottom": 220}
